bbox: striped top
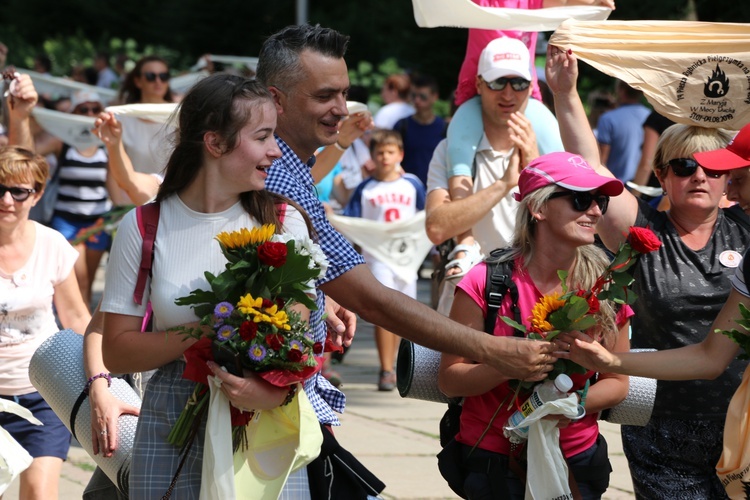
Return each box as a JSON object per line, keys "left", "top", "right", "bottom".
{"left": 54, "top": 144, "right": 112, "bottom": 221}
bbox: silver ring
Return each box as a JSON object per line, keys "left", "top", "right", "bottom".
{"left": 100, "top": 430, "right": 108, "bottom": 436}
{"left": 567, "top": 343, "right": 571, "bottom": 350}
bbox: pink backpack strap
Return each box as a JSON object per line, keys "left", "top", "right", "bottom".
{"left": 134, "top": 202, "right": 161, "bottom": 305}
{"left": 277, "top": 202, "right": 287, "bottom": 225}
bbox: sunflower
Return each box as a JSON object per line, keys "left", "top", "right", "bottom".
{"left": 216, "top": 224, "right": 276, "bottom": 249}
{"left": 529, "top": 292, "right": 566, "bottom": 333}
{"left": 237, "top": 293, "right": 263, "bottom": 315}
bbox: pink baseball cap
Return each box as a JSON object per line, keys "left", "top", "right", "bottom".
{"left": 693, "top": 123, "right": 750, "bottom": 171}
{"left": 477, "top": 37, "right": 532, "bottom": 82}
{"left": 514, "top": 152, "right": 624, "bottom": 202}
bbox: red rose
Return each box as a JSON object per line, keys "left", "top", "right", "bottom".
{"left": 239, "top": 321, "right": 257, "bottom": 341}
{"left": 262, "top": 298, "right": 274, "bottom": 309}
{"left": 265, "top": 333, "right": 284, "bottom": 351}
{"left": 287, "top": 349, "right": 303, "bottom": 363}
{"left": 276, "top": 298, "right": 286, "bottom": 309}
{"left": 628, "top": 226, "right": 661, "bottom": 254}
{"left": 258, "top": 241, "right": 287, "bottom": 267}
{"left": 313, "top": 342, "right": 324, "bottom": 354}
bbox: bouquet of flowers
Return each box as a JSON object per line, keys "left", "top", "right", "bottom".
{"left": 716, "top": 303, "right": 750, "bottom": 359}
{"left": 167, "top": 224, "right": 328, "bottom": 448}
{"left": 502, "top": 226, "right": 662, "bottom": 390}
{"left": 71, "top": 204, "right": 135, "bottom": 246}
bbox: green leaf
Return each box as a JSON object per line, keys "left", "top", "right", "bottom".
{"left": 500, "top": 316, "right": 527, "bottom": 333}
{"left": 558, "top": 270, "right": 569, "bottom": 293}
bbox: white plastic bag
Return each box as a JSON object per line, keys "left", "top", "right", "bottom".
{"left": 199, "top": 375, "right": 236, "bottom": 499}
{"left": 0, "top": 399, "right": 42, "bottom": 495}
{"left": 505, "top": 393, "right": 579, "bottom": 500}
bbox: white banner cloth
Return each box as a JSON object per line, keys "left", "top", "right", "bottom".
{"left": 328, "top": 212, "right": 433, "bottom": 278}
{"left": 31, "top": 107, "right": 101, "bottom": 150}
{"left": 412, "top": 0, "right": 611, "bottom": 31}
{"left": 18, "top": 68, "right": 117, "bottom": 103}
{"left": 550, "top": 20, "right": 750, "bottom": 129}
{"left": 104, "top": 103, "right": 179, "bottom": 125}
{"left": 0, "top": 399, "right": 41, "bottom": 495}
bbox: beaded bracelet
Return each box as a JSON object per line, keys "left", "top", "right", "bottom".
{"left": 84, "top": 372, "right": 112, "bottom": 395}
{"left": 333, "top": 141, "right": 349, "bottom": 152}
{"left": 281, "top": 384, "right": 298, "bottom": 406}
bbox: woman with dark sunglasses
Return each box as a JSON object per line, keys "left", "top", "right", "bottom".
{"left": 0, "top": 146, "right": 91, "bottom": 500}
{"left": 110, "top": 56, "right": 176, "bottom": 204}
{"left": 547, "top": 46, "right": 750, "bottom": 500}
{"left": 438, "top": 151, "right": 630, "bottom": 499}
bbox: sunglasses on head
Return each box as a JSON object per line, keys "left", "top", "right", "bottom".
{"left": 667, "top": 158, "right": 724, "bottom": 179}
{"left": 0, "top": 184, "right": 35, "bottom": 202}
{"left": 75, "top": 105, "right": 103, "bottom": 115}
{"left": 547, "top": 190, "right": 610, "bottom": 214}
{"left": 142, "top": 71, "right": 170, "bottom": 83}
{"left": 483, "top": 77, "right": 531, "bottom": 92}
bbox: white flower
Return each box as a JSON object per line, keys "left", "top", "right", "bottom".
{"left": 272, "top": 233, "right": 328, "bottom": 278}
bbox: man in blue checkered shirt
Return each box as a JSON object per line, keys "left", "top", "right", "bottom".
{"left": 257, "top": 24, "right": 558, "bottom": 426}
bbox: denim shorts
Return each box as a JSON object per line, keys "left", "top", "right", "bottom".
{"left": 0, "top": 391, "right": 71, "bottom": 459}
{"left": 51, "top": 214, "right": 112, "bottom": 251}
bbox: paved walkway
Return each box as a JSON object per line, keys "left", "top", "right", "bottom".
{"left": 5, "top": 273, "right": 635, "bottom": 499}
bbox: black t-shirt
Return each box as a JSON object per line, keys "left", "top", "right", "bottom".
{"left": 631, "top": 199, "right": 750, "bottom": 420}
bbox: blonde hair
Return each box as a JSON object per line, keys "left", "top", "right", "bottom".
{"left": 653, "top": 124, "right": 733, "bottom": 178}
{"left": 502, "top": 184, "right": 618, "bottom": 348}
{"left": 0, "top": 146, "right": 49, "bottom": 192}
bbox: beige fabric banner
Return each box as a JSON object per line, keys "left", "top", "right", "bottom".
{"left": 412, "top": 0, "right": 611, "bottom": 31}
{"left": 550, "top": 20, "right": 750, "bottom": 130}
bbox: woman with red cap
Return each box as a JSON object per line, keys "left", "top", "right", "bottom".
{"left": 438, "top": 151, "right": 631, "bottom": 499}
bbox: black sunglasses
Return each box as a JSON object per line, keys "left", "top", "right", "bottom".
{"left": 667, "top": 158, "right": 724, "bottom": 179}
{"left": 0, "top": 184, "right": 35, "bottom": 202}
{"left": 75, "top": 105, "right": 103, "bottom": 115}
{"left": 548, "top": 190, "right": 610, "bottom": 214}
{"left": 410, "top": 91, "right": 430, "bottom": 101}
{"left": 483, "top": 77, "right": 531, "bottom": 92}
{"left": 142, "top": 71, "right": 170, "bottom": 83}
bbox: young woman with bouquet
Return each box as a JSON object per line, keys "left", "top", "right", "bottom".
{"left": 438, "top": 151, "right": 632, "bottom": 499}
{"left": 99, "top": 73, "right": 316, "bottom": 498}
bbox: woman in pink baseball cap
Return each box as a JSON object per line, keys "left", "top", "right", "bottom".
{"left": 438, "top": 150, "right": 631, "bottom": 499}
{"left": 547, "top": 46, "right": 750, "bottom": 499}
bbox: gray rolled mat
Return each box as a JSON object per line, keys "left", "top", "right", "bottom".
{"left": 28, "top": 329, "right": 141, "bottom": 494}
{"left": 396, "top": 339, "right": 454, "bottom": 404}
{"left": 599, "top": 349, "right": 657, "bottom": 427}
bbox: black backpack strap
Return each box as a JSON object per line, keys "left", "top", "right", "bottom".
{"left": 724, "top": 204, "right": 750, "bottom": 233}
{"left": 484, "top": 247, "right": 522, "bottom": 337}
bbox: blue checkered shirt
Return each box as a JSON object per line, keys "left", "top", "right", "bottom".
{"left": 266, "top": 136, "right": 365, "bottom": 425}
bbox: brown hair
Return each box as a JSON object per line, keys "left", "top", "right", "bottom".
{"left": 118, "top": 55, "right": 174, "bottom": 104}
{"left": 384, "top": 74, "right": 411, "bottom": 101}
{"left": 0, "top": 146, "right": 49, "bottom": 192}
{"left": 369, "top": 129, "right": 404, "bottom": 153}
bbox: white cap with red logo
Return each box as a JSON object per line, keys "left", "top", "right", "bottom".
{"left": 477, "top": 37, "right": 532, "bottom": 82}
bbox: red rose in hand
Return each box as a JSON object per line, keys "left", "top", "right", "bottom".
{"left": 586, "top": 294, "right": 600, "bottom": 314}
{"left": 287, "top": 348, "right": 303, "bottom": 363}
{"left": 628, "top": 226, "right": 661, "bottom": 254}
{"left": 258, "top": 241, "right": 287, "bottom": 267}
{"left": 313, "top": 342, "right": 324, "bottom": 354}
{"left": 265, "top": 333, "right": 284, "bottom": 351}
{"left": 239, "top": 321, "right": 257, "bottom": 341}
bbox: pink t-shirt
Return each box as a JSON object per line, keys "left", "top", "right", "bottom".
{"left": 455, "top": 0, "right": 544, "bottom": 106}
{"left": 0, "top": 223, "right": 78, "bottom": 395}
{"left": 454, "top": 259, "right": 630, "bottom": 457}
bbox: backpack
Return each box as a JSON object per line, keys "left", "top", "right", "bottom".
{"left": 438, "top": 247, "right": 522, "bottom": 446}
{"left": 134, "top": 202, "right": 160, "bottom": 331}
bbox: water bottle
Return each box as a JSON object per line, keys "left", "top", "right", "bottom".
{"left": 504, "top": 373, "right": 573, "bottom": 444}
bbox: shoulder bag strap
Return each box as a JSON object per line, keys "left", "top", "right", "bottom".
{"left": 134, "top": 202, "right": 161, "bottom": 305}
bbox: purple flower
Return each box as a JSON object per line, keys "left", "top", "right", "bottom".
{"left": 214, "top": 302, "right": 234, "bottom": 319}
{"left": 216, "top": 325, "right": 236, "bottom": 340}
{"left": 289, "top": 340, "right": 303, "bottom": 351}
{"left": 248, "top": 345, "right": 267, "bottom": 362}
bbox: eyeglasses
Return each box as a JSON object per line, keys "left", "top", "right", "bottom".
{"left": 142, "top": 71, "right": 170, "bottom": 83}
{"left": 410, "top": 92, "right": 431, "bottom": 101}
{"left": 74, "top": 105, "right": 103, "bottom": 115}
{"left": 0, "top": 184, "right": 35, "bottom": 202}
{"left": 547, "top": 190, "right": 610, "bottom": 214}
{"left": 483, "top": 77, "right": 531, "bottom": 92}
{"left": 667, "top": 158, "right": 724, "bottom": 179}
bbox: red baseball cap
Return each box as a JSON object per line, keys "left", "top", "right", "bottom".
{"left": 514, "top": 152, "right": 624, "bottom": 202}
{"left": 693, "top": 123, "right": 750, "bottom": 171}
